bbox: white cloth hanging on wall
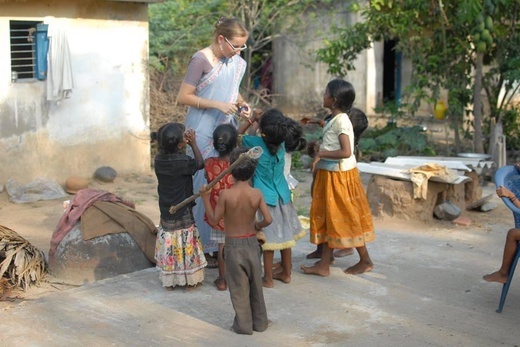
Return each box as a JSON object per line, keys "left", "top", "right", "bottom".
{"left": 45, "top": 19, "right": 74, "bottom": 101}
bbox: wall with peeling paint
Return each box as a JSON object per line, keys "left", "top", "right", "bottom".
{"left": 0, "top": 0, "right": 151, "bottom": 186}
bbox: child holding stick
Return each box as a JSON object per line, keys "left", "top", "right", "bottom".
{"left": 201, "top": 147, "right": 272, "bottom": 335}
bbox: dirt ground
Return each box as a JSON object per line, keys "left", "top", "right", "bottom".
{"left": 1, "top": 168, "right": 520, "bottom": 345}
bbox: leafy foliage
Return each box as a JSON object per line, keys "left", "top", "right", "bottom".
{"left": 149, "top": 0, "right": 335, "bottom": 88}
{"left": 359, "top": 125, "right": 435, "bottom": 161}
{"left": 149, "top": 0, "right": 228, "bottom": 74}
{"left": 316, "top": 0, "right": 520, "bottom": 152}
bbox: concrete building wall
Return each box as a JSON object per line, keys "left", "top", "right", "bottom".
{"left": 0, "top": 0, "right": 151, "bottom": 185}
{"left": 272, "top": 4, "right": 382, "bottom": 115}
{"left": 271, "top": 3, "right": 437, "bottom": 118}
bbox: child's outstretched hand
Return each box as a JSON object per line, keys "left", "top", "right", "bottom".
{"left": 301, "top": 116, "right": 324, "bottom": 127}
{"left": 300, "top": 117, "right": 312, "bottom": 125}
{"left": 252, "top": 108, "right": 263, "bottom": 122}
{"left": 199, "top": 184, "right": 211, "bottom": 198}
{"left": 185, "top": 129, "right": 196, "bottom": 146}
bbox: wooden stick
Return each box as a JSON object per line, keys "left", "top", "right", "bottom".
{"left": 169, "top": 146, "right": 263, "bottom": 214}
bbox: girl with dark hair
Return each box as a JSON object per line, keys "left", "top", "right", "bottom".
{"left": 154, "top": 123, "right": 207, "bottom": 291}
{"left": 239, "top": 109, "right": 305, "bottom": 288}
{"left": 203, "top": 124, "right": 238, "bottom": 291}
{"left": 283, "top": 117, "right": 307, "bottom": 190}
{"left": 301, "top": 79, "right": 375, "bottom": 277}
{"left": 304, "top": 106, "right": 369, "bottom": 260}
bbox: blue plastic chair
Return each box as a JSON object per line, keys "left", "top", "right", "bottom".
{"left": 494, "top": 165, "right": 520, "bottom": 313}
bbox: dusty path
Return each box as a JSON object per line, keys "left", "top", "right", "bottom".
{"left": 0, "top": 169, "right": 519, "bottom": 346}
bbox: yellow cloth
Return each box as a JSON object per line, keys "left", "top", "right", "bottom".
{"left": 310, "top": 168, "right": 375, "bottom": 248}
{"left": 408, "top": 163, "right": 460, "bottom": 200}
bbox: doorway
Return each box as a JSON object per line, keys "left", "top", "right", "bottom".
{"left": 383, "top": 39, "right": 402, "bottom": 105}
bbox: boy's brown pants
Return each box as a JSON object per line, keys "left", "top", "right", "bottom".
{"left": 224, "top": 236, "right": 269, "bottom": 334}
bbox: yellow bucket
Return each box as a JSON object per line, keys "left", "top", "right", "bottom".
{"left": 433, "top": 100, "right": 447, "bottom": 120}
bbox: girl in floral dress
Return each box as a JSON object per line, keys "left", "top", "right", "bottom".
{"left": 154, "top": 123, "right": 207, "bottom": 290}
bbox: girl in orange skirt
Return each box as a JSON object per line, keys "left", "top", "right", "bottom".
{"left": 301, "top": 79, "right": 375, "bottom": 277}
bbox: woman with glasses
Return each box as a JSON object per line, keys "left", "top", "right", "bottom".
{"left": 177, "top": 17, "right": 251, "bottom": 269}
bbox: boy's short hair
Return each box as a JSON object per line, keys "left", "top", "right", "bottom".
{"left": 230, "top": 147, "right": 258, "bottom": 181}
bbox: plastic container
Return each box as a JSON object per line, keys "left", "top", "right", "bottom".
{"left": 433, "top": 100, "right": 447, "bottom": 120}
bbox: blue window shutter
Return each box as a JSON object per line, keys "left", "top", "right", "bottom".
{"left": 35, "top": 24, "right": 49, "bottom": 80}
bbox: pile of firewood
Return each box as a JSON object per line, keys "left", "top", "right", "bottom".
{"left": 0, "top": 225, "right": 46, "bottom": 292}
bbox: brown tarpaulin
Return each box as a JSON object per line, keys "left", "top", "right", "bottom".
{"left": 81, "top": 201, "right": 157, "bottom": 264}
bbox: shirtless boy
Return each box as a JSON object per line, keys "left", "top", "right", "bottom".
{"left": 201, "top": 147, "right": 272, "bottom": 335}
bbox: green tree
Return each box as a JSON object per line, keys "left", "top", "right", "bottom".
{"left": 316, "top": 0, "right": 520, "bottom": 154}
{"left": 148, "top": 0, "right": 228, "bottom": 74}
{"left": 149, "top": 0, "right": 334, "bottom": 105}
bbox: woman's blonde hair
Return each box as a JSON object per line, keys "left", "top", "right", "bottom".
{"left": 213, "top": 17, "right": 248, "bottom": 40}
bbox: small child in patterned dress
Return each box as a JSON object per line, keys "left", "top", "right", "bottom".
{"left": 204, "top": 124, "right": 238, "bottom": 291}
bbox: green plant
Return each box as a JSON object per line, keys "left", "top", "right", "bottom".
{"left": 316, "top": 0, "right": 520, "bottom": 154}
{"left": 291, "top": 151, "right": 304, "bottom": 170}
{"left": 359, "top": 125, "right": 436, "bottom": 161}
{"left": 502, "top": 107, "right": 520, "bottom": 150}
{"left": 373, "top": 100, "right": 406, "bottom": 123}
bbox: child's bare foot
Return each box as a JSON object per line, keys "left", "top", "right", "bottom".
{"left": 344, "top": 261, "right": 373, "bottom": 275}
{"left": 273, "top": 266, "right": 283, "bottom": 275}
{"left": 273, "top": 271, "right": 291, "bottom": 284}
{"left": 262, "top": 277, "right": 274, "bottom": 288}
{"left": 483, "top": 271, "right": 508, "bottom": 284}
{"left": 185, "top": 283, "right": 201, "bottom": 292}
{"left": 306, "top": 250, "right": 322, "bottom": 259}
{"left": 334, "top": 248, "right": 354, "bottom": 258}
{"left": 214, "top": 277, "right": 227, "bottom": 291}
{"left": 301, "top": 264, "right": 330, "bottom": 277}
{"left": 165, "top": 286, "right": 174, "bottom": 291}
{"left": 272, "top": 261, "right": 282, "bottom": 270}
{"left": 313, "top": 257, "right": 335, "bottom": 266}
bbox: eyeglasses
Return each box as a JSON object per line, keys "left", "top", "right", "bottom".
{"left": 224, "top": 37, "right": 247, "bottom": 51}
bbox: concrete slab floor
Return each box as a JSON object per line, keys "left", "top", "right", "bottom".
{"left": 0, "top": 174, "right": 519, "bottom": 346}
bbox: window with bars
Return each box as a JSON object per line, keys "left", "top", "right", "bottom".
{"left": 10, "top": 20, "right": 49, "bottom": 81}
